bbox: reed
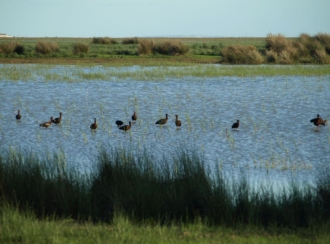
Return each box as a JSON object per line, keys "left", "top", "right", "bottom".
{"left": 1, "top": 147, "right": 330, "bottom": 229}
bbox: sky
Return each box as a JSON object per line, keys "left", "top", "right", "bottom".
{"left": 1, "top": 0, "right": 330, "bottom": 38}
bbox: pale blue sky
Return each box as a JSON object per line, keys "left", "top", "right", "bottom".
{"left": 1, "top": 0, "right": 330, "bottom": 38}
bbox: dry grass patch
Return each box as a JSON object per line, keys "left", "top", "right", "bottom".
{"left": 73, "top": 43, "right": 89, "bottom": 55}
{"left": 138, "top": 39, "right": 155, "bottom": 55}
{"left": 35, "top": 42, "right": 59, "bottom": 55}
{"left": 222, "top": 45, "right": 264, "bottom": 64}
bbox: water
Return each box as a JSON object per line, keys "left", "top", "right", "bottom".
{"left": 1, "top": 65, "right": 330, "bottom": 186}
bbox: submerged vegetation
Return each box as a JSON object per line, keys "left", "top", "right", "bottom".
{"left": 1, "top": 64, "right": 330, "bottom": 82}
{"left": 1, "top": 33, "right": 330, "bottom": 64}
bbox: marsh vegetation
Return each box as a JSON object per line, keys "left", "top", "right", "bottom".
{"left": 1, "top": 33, "right": 330, "bottom": 64}
{"left": 1, "top": 63, "right": 330, "bottom": 242}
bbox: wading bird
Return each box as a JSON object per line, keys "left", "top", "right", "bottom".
{"left": 232, "top": 120, "right": 240, "bottom": 130}
{"left": 16, "top": 109, "right": 22, "bottom": 120}
{"left": 175, "top": 114, "right": 181, "bottom": 128}
{"left": 132, "top": 111, "right": 137, "bottom": 121}
{"left": 119, "top": 121, "right": 132, "bottom": 131}
{"left": 310, "top": 114, "right": 327, "bottom": 130}
{"left": 52, "top": 112, "right": 62, "bottom": 124}
{"left": 39, "top": 117, "right": 53, "bottom": 128}
{"left": 155, "top": 114, "right": 169, "bottom": 125}
{"left": 90, "top": 118, "right": 98, "bottom": 130}
{"left": 116, "top": 120, "right": 124, "bottom": 127}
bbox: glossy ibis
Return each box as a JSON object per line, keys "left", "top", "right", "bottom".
{"left": 155, "top": 114, "right": 169, "bottom": 125}
{"left": 90, "top": 118, "right": 98, "bottom": 130}
{"left": 232, "top": 120, "right": 240, "bottom": 130}
{"left": 52, "top": 112, "right": 62, "bottom": 124}
{"left": 39, "top": 117, "right": 53, "bottom": 128}
{"left": 119, "top": 121, "right": 132, "bottom": 131}
{"left": 116, "top": 120, "right": 124, "bottom": 127}
{"left": 16, "top": 109, "right": 21, "bottom": 120}
{"left": 175, "top": 114, "right": 181, "bottom": 127}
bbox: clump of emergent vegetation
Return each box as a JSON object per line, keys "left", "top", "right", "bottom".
{"left": 0, "top": 42, "right": 25, "bottom": 56}
{"left": 35, "top": 41, "right": 59, "bottom": 55}
{"left": 264, "top": 33, "right": 330, "bottom": 64}
{"left": 122, "top": 37, "right": 138, "bottom": 44}
{"left": 73, "top": 42, "right": 89, "bottom": 55}
{"left": 1, "top": 33, "right": 330, "bottom": 63}
{"left": 222, "top": 45, "right": 264, "bottom": 64}
{"left": 92, "top": 37, "right": 117, "bottom": 44}
{"left": 153, "top": 40, "right": 190, "bottom": 55}
{"left": 137, "top": 39, "right": 155, "bottom": 55}
{"left": 138, "top": 39, "right": 189, "bottom": 56}
{"left": 1, "top": 147, "right": 330, "bottom": 229}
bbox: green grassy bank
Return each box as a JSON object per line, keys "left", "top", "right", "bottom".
{"left": 2, "top": 204, "right": 330, "bottom": 243}
{"left": 1, "top": 33, "right": 330, "bottom": 65}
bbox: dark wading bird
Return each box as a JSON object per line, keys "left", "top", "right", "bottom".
{"left": 175, "top": 114, "right": 181, "bottom": 128}
{"left": 119, "top": 121, "right": 132, "bottom": 131}
{"left": 232, "top": 120, "right": 240, "bottom": 130}
{"left": 39, "top": 117, "right": 53, "bottom": 128}
{"left": 310, "top": 114, "right": 328, "bottom": 130}
{"left": 16, "top": 109, "right": 22, "bottom": 120}
{"left": 155, "top": 114, "right": 169, "bottom": 125}
{"left": 90, "top": 118, "right": 98, "bottom": 130}
{"left": 52, "top": 112, "right": 62, "bottom": 124}
{"left": 116, "top": 120, "right": 124, "bottom": 127}
{"left": 132, "top": 111, "right": 137, "bottom": 121}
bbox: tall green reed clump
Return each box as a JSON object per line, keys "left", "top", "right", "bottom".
{"left": 1, "top": 147, "right": 330, "bottom": 228}
{"left": 0, "top": 149, "right": 92, "bottom": 220}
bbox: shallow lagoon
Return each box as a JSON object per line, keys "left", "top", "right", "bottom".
{"left": 0, "top": 65, "right": 329, "bottom": 186}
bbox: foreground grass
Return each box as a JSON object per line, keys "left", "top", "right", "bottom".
{"left": 1, "top": 204, "right": 329, "bottom": 244}
{"left": 1, "top": 147, "right": 330, "bottom": 229}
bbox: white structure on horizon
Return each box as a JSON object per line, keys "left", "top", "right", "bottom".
{"left": 0, "top": 33, "right": 13, "bottom": 38}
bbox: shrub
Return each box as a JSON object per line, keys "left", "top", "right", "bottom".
{"left": 138, "top": 39, "right": 155, "bottom": 55}
{"left": 315, "top": 33, "right": 330, "bottom": 54}
{"left": 73, "top": 43, "right": 89, "bottom": 55}
{"left": 14, "top": 44, "right": 25, "bottom": 55}
{"left": 265, "top": 34, "right": 290, "bottom": 54}
{"left": 0, "top": 42, "right": 17, "bottom": 57}
{"left": 292, "top": 41, "right": 309, "bottom": 57}
{"left": 122, "top": 37, "right": 138, "bottom": 44}
{"left": 92, "top": 37, "right": 117, "bottom": 44}
{"left": 222, "top": 45, "right": 264, "bottom": 64}
{"left": 313, "top": 48, "right": 330, "bottom": 64}
{"left": 35, "top": 42, "right": 59, "bottom": 55}
{"left": 153, "top": 40, "right": 189, "bottom": 56}
{"left": 265, "top": 50, "right": 278, "bottom": 63}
